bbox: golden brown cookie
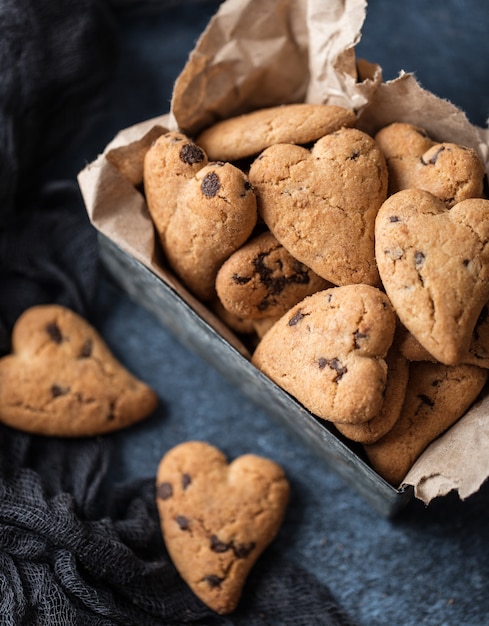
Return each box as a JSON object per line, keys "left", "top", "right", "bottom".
{"left": 155, "top": 441, "right": 289, "bottom": 614}
{"left": 468, "top": 304, "right": 489, "bottom": 366}
{"left": 252, "top": 316, "right": 280, "bottom": 339}
{"left": 375, "top": 122, "right": 485, "bottom": 207}
{"left": 334, "top": 341, "right": 409, "bottom": 444}
{"left": 248, "top": 127, "right": 388, "bottom": 286}
{"left": 164, "top": 161, "right": 257, "bottom": 300}
{"left": 144, "top": 131, "right": 209, "bottom": 236}
{"left": 215, "top": 231, "right": 330, "bottom": 320}
{"left": 210, "top": 298, "right": 257, "bottom": 336}
{"left": 398, "top": 305, "right": 489, "bottom": 369}
{"left": 375, "top": 189, "right": 489, "bottom": 365}
{"left": 144, "top": 132, "right": 257, "bottom": 300}
{"left": 252, "top": 285, "right": 396, "bottom": 425}
{"left": 195, "top": 103, "right": 357, "bottom": 161}
{"left": 0, "top": 305, "right": 158, "bottom": 437}
{"left": 396, "top": 324, "right": 438, "bottom": 363}
{"left": 364, "top": 361, "right": 488, "bottom": 486}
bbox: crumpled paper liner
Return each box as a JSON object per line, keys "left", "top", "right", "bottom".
{"left": 78, "top": 0, "right": 489, "bottom": 506}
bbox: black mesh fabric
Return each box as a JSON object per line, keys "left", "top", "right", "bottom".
{"left": 0, "top": 0, "right": 357, "bottom": 623}
{"left": 0, "top": 425, "right": 356, "bottom": 626}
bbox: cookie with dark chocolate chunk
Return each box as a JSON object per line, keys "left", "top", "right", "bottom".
{"left": 144, "top": 131, "right": 257, "bottom": 301}
{"left": 364, "top": 361, "right": 488, "bottom": 486}
{"left": 375, "top": 188, "right": 489, "bottom": 365}
{"left": 155, "top": 441, "right": 289, "bottom": 614}
{"left": 0, "top": 305, "right": 158, "bottom": 436}
{"left": 248, "top": 127, "right": 388, "bottom": 287}
{"left": 215, "top": 231, "right": 330, "bottom": 320}
{"left": 375, "top": 122, "right": 485, "bottom": 207}
{"left": 251, "top": 284, "right": 396, "bottom": 425}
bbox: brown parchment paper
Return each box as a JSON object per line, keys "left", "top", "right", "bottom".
{"left": 78, "top": 0, "right": 489, "bottom": 506}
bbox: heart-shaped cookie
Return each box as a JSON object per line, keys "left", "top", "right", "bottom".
{"left": 398, "top": 304, "right": 489, "bottom": 369}
{"left": 144, "top": 131, "right": 257, "bottom": 301}
{"left": 333, "top": 340, "right": 409, "bottom": 444}
{"left": 155, "top": 441, "right": 289, "bottom": 614}
{"left": 195, "top": 103, "right": 357, "bottom": 161}
{"left": 0, "top": 305, "right": 158, "bottom": 437}
{"left": 375, "top": 122, "right": 485, "bottom": 207}
{"left": 364, "top": 361, "right": 488, "bottom": 486}
{"left": 215, "top": 231, "right": 330, "bottom": 320}
{"left": 375, "top": 188, "right": 489, "bottom": 365}
{"left": 248, "top": 127, "right": 388, "bottom": 287}
{"left": 252, "top": 285, "right": 396, "bottom": 424}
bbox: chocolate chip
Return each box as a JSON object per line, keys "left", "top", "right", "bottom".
{"left": 385, "top": 247, "right": 403, "bottom": 261}
{"left": 46, "top": 322, "right": 63, "bottom": 344}
{"left": 244, "top": 180, "right": 252, "bottom": 192}
{"left": 201, "top": 172, "right": 220, "bottom": 197}
{"left": 180, "top": 143, "right": 205, "bottom": 165}
{"left": 79, "top": 338, "right": 93, "bottom": 358}
{"left": 106, "top": 401, "right": 116, "bottom": 421}
{"left": 232, "top": 274, "right": 251, "bottom": 285}
{"left": 462, "top": 259, "right": 471, "bottom": 268}
{"left": 389, "top": 215, "right": 401, "bottom": 223}
{"left": 288, "top": 309, "right": 307, "bottom": 326}
{"left": 415, "top": 251, "right": 425, "bottom": 268}
{"left": 318, "top": 357, "right": 347, "bottom": 381}
{"left": 418, "top": 393, "right": 434, "bottom": 407}
{"left": 349, "top": 149, "right": 360, "bottom": 160}
{"left": 253, "top": 254, "right": 310, "bottom": 311}
{"left": 422, "top": 145, "right": 445, "bottom": 165}
{"left": 176, "top": 515, "right": 190, "bottom": 530}
{"left": 353, "top": 331, "right": 368, "bottom": 348}
{"left": 210, "top": 535, "right": 231, "bottom": 553}
{"left": 157, "top": 482, "right": 173, "bottom": 500}
{"left": 329, "top": 358, "right": 348, "bottom": 381}
{"left": 51, "top": 384, "right": 69, "bottom": 397}
{"left": 233, "top": 542, "right": 256, "bottom": 558}
{"left": 203, "top": 575, "right": 223, "bottom": 588}
{"left": 182, "top": 473, "right": 192, "bottom": 490}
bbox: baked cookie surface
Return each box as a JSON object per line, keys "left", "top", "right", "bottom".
{"left": 375, "top": 189, "right": 489, "bottom": 365}
{"left": 252, "top": 285, "right": 396, "bottom": 425}
{"left": 163, "top": 160, "right": 257, "bottom": 300}
{"left": 248, "top": 127, "right": 388, "bottom": 286}
{"left": 156, "top": 441, "right": 289, "bottom": 614}
{"left": 144, "top": 132, "right": 257, "bottom": 300}
{"left": 144, "top": 131, "right": 209, "bottom": 237}
{"left": 0, "top": 305, "right": 158, "bottom": 437}
{"left": 215, "top": 231, "right": 329, "bottom": 320}
{"left": 375, "top": 122, "right": 485, "bottom": 207}
{"left": 195, "top": 103, "right": 357, "bottom": 161}
{"left": 364, "top": 361, "right": 488, "bottom": 486}
{"left": 334, "top": 342, "right": 409, "bottom": 444}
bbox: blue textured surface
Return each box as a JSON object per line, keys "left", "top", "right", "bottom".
{"left": 80, "top": 2, "right": 489, "bottom": 624}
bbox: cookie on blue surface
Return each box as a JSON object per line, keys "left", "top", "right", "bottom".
{"left": 156, "top": 441, "right": 289, "bottom": 614}
{"left": 0, "top": 304, "right": 158, "bottom": 436}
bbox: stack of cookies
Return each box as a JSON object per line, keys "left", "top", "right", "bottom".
{"left": 143, "top": 104, "right": 489, "bottom": 487}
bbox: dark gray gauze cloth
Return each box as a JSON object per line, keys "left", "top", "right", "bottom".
{"left": 0, "top": 0, "right": 357, "bottom": 623}
{"left": 0, "top": 0, "right": 114, "bottom": 354}
{"left": 0, "top": 425, "right": 357, "bottom": 625}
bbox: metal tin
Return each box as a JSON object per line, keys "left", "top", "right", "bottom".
{"left": 99, "top": 234, "right": 413, "bottom": 517}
